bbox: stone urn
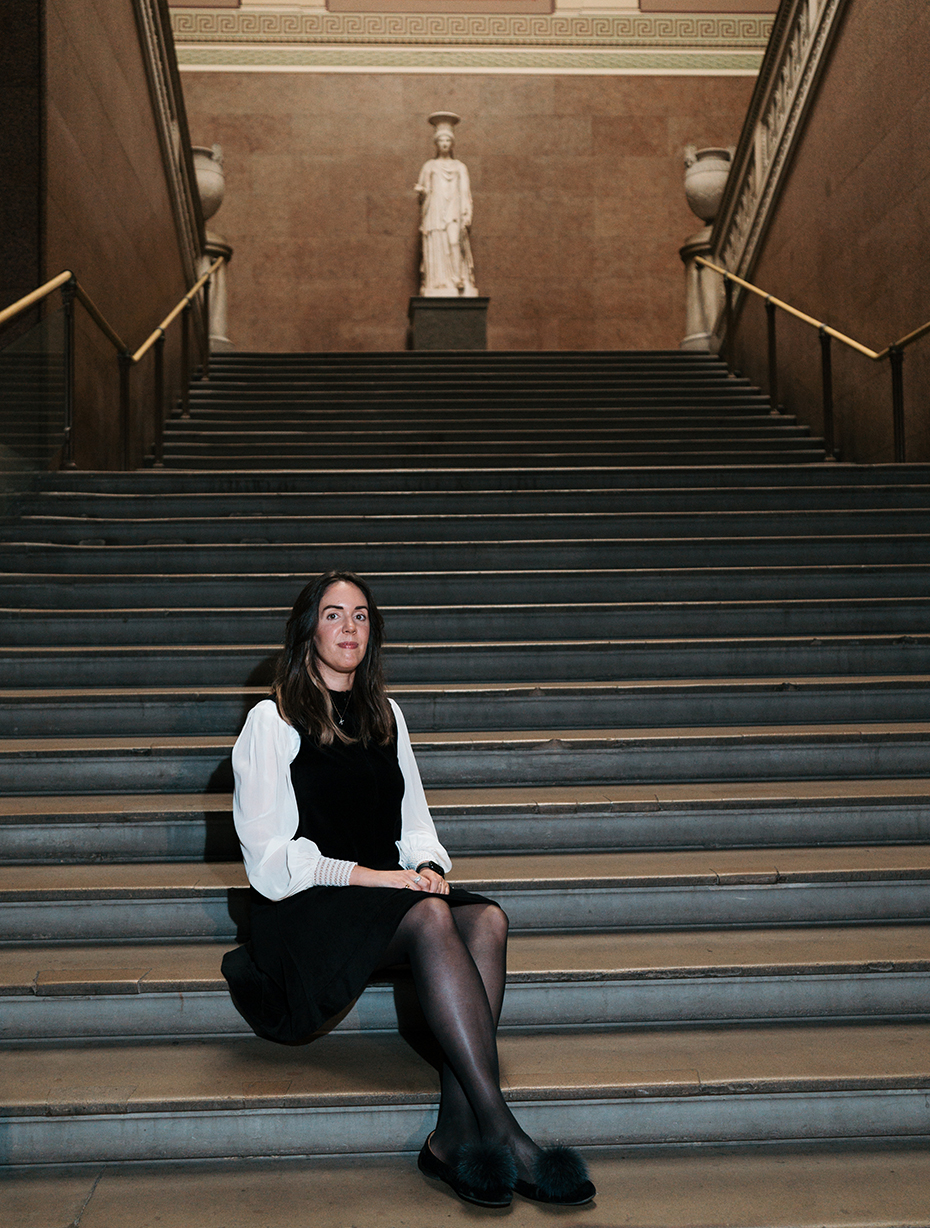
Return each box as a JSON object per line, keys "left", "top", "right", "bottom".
{"left": 191, "top": 144, "right": 233, "bottom": 351}
{"left": 192, "top": 144, "right": 225, "bottom": 222}
{"left": 684, "top": 146, "right": 732, "bottom": 224}
{"left": 679, "top": 146, "right": 733, "bottom": 352}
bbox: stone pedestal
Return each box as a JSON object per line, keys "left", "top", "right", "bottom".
{"left": 408, "top": 297, "right": 489, "bottom": 350}
{"left": 203, "top": 233, "right": 233, "bottom": 352}
{"left": 679, "top": 224, "right": 722, "bottom": 352}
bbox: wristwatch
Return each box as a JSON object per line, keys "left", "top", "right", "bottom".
{"left": 416, "top": 861, "right": 446, "bottom": 877}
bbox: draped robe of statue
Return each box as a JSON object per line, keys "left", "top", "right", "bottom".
{"left": 416, "top": 155, "right": 478, "bottom": 297}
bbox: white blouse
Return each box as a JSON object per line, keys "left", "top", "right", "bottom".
{"left": 231, "top": 697, "right": 452, "bottom": 901}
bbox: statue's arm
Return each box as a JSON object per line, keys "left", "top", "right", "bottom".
{"left": 414, "top": 160, "right": 432, "bottom": 195}
{"left": 459, "top": 163, "right": 473, "bottom": 227}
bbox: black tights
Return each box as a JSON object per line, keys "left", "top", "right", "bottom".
{"left": 375, "top": 897, "right": 540, "bottom": 1174}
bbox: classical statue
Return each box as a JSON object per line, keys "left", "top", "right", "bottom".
{"left": 414, "top": 112, "right": 478, "bottom": 297}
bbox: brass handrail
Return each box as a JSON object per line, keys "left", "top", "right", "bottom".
{"left": 695, "top": 258, "right": 879, "bottom": 358}
{"left": 695, "top": 256, "right": 928, "bottom": 462}
{"left": 1, "top": 257, "right": 227, "bottom": 468}
{"left": 0, "top": 271, "right": 74, "bottom": 329}
{"left": 131, "top": 256, "right": 224, "bottom": 364}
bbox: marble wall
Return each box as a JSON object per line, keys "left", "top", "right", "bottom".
{"left": 727, "top": 0, "right": 930, "bottom": 463}
{"left": 41, "top": 0, "right": 195, "bottom": 468}
{"left": 0, "top": 5, "right": 43, "bottom": 343}
{"left": 181, "top": 72, "right": 755, "bottom": 352}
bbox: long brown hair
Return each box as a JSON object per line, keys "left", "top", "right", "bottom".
{"left": 273, "top": 571, "right": 394, "bottom": 745}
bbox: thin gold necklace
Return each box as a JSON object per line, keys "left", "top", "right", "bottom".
{"left": 331, "top": 690, "right": 352, "bottom": 726}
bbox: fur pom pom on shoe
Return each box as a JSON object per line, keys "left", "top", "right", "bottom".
{"left": 417, "top": 1134, "right": 515, "bottom": 1207}
{"left": 457, "top": 1139, "right": 518, "bottom": 1198}
{"left": 513, "top": 1144, "right": 596, "bottom": 1205}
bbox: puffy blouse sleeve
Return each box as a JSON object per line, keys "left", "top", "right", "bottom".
{"left": 391, "top": 698, "right": 452, "bottom": 874}
{"left": 232, "top": 698, "right": 344, "bottom": 900}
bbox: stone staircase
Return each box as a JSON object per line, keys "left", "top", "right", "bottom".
{"left": 2, "top": 350, "right": 929, "bottom": 1222}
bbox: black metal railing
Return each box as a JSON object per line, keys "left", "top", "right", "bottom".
{"left": 0, "top": 257, "right": 226, "bottom": 470}
{"left": 703, "top": 256, "right": 930, "bottom": 462}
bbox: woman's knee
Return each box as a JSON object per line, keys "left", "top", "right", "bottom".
{"left": 484, "top": 902, "right": 509, "bottom": 943}
{"left": 405, "top": 895, "right": 458, "bottom": 941}
{"left": 457, "top": 901, "right": 509, "bottom": 944}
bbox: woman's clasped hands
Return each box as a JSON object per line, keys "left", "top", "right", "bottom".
{"left": 349, "top": 865, "right": 450, "bottom": 894}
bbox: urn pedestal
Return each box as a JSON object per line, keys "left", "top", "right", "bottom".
{"left": 679, "top": 146, "right": 732, "bottom": 352}
{"left": 408, "top": 297, "right": 489, "bottom": 350}
{"left": 192, "top": 144, "right": 233, "bottom": 352}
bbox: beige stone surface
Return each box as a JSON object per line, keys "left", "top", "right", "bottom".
{"left": 4, "top": 1024, "right": 930, "bottom": 1113}
{"left": 4, "top": 1143, "right": 930, "bottom": 1227}
{"left": 3, "top": 845, "right": 930, "bottom": 896}
{"left": 3, "top": 924, "right": 929, "bottom": 993}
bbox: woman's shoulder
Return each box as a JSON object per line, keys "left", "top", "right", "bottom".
{"left": 238, "top": 698, "right": 299, "bottom": 746}
{"left": 387, "top": 696, "right": 407, "bottom": 737}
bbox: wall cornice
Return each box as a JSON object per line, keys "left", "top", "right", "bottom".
{"left": 172, "top": 8, "right": 772, "bottom": 71}
{"left": 171, "top": 10, "right": 773, "bottom": 45}
{"left": 712, "top": 0, "right": 849, "bottom": 279}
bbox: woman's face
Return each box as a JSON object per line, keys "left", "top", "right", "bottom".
{"left": 435, "top": 133, "right": 453, "bottom": 154}
{"left": 312, "top": 580, "right": 370, "bottom": 689}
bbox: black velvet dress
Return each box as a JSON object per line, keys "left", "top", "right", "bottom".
{"left": 221, "top": 697, "right": 493, "bottom": 1045}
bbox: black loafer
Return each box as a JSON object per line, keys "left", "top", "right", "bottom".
{"left": 512, "top": 1144, "right": 596, "bottom": 1205}
{"left": 417, "top": 1133, "right": 515, "bottom": 1207}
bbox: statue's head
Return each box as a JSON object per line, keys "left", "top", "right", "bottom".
{"left": 427, "top": 110, "right": 461, "bottom": 154}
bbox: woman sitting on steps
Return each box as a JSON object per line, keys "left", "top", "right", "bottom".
{"left": 221, "top": 569, "right": 596, "bottom": 1208}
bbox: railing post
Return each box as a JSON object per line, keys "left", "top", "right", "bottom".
{"left": 61, "top": 276, "right": 77, "bottom": 468}
{"left": 118, "top": 351, "right": 132, "bottom": 470}
{"left": 723, "top": 275, "right": 734, "bottom": 369}
{"left": 153, "top": 331, "right": 166, "bottom": 468}
{"left": 889, "top": 345, "right": 905, "bottom": 463}
{"left": 201, "top": 274, "right": 212, "bottom": 382}
{"left": 180, "top": 301, "right": 192, "bottom": 418}
{"left": 765, "top": 296, "right": 779, "bottom": 414}
{"left": 819, "top": 326, "right": 835, "bottom": 458}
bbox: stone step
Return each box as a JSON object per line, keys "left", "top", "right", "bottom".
{"left": 3, "top": 848, "right": 930, "bottom": 941}
{"left": 4, "top": 597, "right": 930, "bottom": 646}
{"left": 162, "top": 423, "right": 808, "bottom": 449}
{"left": 3, "top": 1141, "right": 928, "bottom": 1228}
{"left": 205, "top": 349, "right": 719, "bottom": 366}
{"left": 180, "top": 385, "right": 772, "bottom": 402}
{"left": 35, "top": 463, "right": 930, "bottom": 493}
{"left": 177, "top": 406, "right": 786, "bottom": 424}
{"left": 6, "top": 723, "right": 930, "bottom": 795}
{"left": 159, "top": 448, "right": 827, "bottom": 469}
{"left": 3, "top": 677, "right": 930, "bottom": 737}
{"left": 0, "top": 532, "right": 922, "bottom": 574}
{"left": 2, "top": 1022, "right": 928, "bottom": 1163}
{"left": 15, "top": 484, "right": 930, "bottom": 519}
{"left": 2, "top": 637, "right": 929, "bottom": 687}
{"left": 2, "top": 565, "right": 929, "bottom": 607}
{"left": 3, "top": 926, "right": 929, "bottom": 1042}
{"left": 168, "top": 409, "right": 788, "bottom": 429}
{"left": 3, "top": 597, "right": 930, "bottom": 646}
{"left": 186, "top": 370, "right": 753, "bottom": 385}
{"left": 4, "top": 780, "right": 930, "bottom": 864}
{"left": 10, "top": 507, "right": 930, "bottom": 545}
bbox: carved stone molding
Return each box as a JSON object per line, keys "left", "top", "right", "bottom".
{"left": 712, "top": 0, "right": 850, "bottom": 280}
{"left": 170, "top": 9, "right": 774, "bottom": 47}
{"left": 134, "top": 0, "right": 205, "bottom": 284}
